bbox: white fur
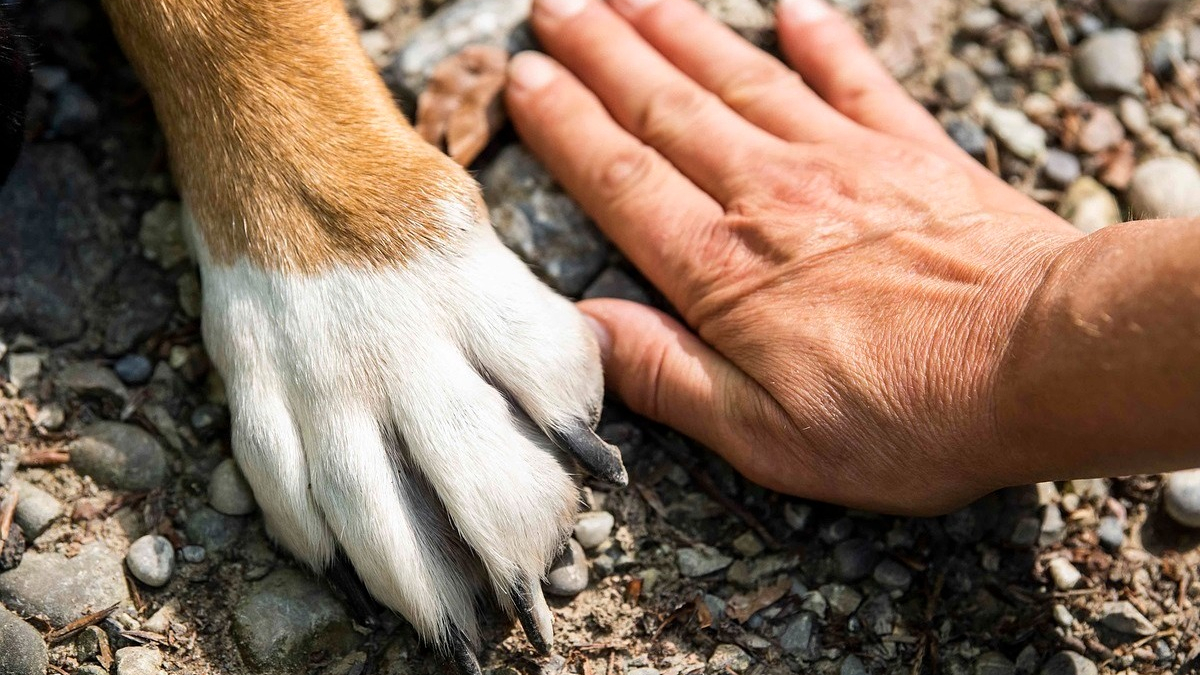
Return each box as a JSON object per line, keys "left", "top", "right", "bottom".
{"left": 188, "top": 207, "right": 603, "bottom": 644}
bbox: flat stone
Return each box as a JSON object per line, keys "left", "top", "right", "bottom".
{"left": 1099, "top": 600, "right": 1157, "bottom": 636}
{"left": 780, "top": 612, "right": 816, "bottom": 655}
{"left": 820, "top": 583, "right": 863, "bottom": 616}
{"left": 126, "top": 535, "right": 175, "bottom": 587}
{"left": 573, "top": 511, "right": 614, "bottom": 550}
{"left": 1104, "top": 0, "right": 1172, "bottom": 28}
{"left": 834, "top": 539, "right": 878, "bottom": 582}
{"left": 0, "top": 542, "right": 131, "bottom": 625}
{"left": 872, "top": 559, "right": 912, "bottom": 590}
{"left": 857, "top": 593, "right": 896, "bottom": 636}
{"left": 113, "top": 354, "right": 154, "bottom": 385}
{"left": 677, "top": 545, "right": 733, "bottom": 578}
{"left": 976, "top": 651, "right": 1016, "bottom": 675}
{"left": 841, "top": 655, "right": 868, "bottom": 675}
{"left": 1127, "top": 157, "right": 1200, "bottom": 219}
{"left": 232, "top": 568, "right": 360, "bottom": 674}
{"left": 0, "top": 606, "right": 48, "bottom": 675}
{"left": 11, "top": 478, "right": 64, "bottom": 538}
{"left": 545, "top": 538, "right": 588, "bottom": 597}
{"left": 56, "top": 362, "right": 128, "bottom": 405}
{"left": 1074, "top": 30, "right": 1145, "bottom": 97}
{"left": 115, "top": 646, "right": 163, "bottom": 675}
{"left": 1043, "top": 149, "right": 1081, "bottom": 187}
{"left": 208, "top": 458, "right": 257, "bottom": 516}
{"left": 7, "top": 353, "right": 42, "bottom": 392}
{"left": 1058, "top": 177, "right": 1121, "bottom": 233}
{"left": 69, "top": 421, "right": 168, "bottom": 491}
{"left": 1040, "top": 651, "right": 1097, "bottom": 675}
{"left": 707, "top": 644, "right": 751, "bottom": 673}
{"left": 185, "top": 506, "right": 244, "bottom": 552}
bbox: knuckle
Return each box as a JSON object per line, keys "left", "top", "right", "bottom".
{"left": 722, "top": 63, "right": 800, "bottom": 109}
{"left": 636, "top": 84, "right": 712, "bottom": 147}
{"left": 597, "top": 145, "right": 659, "bottom": 201}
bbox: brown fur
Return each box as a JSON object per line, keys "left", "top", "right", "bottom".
{"left": 100, "top": 0, "right": 478, "bottom": 272}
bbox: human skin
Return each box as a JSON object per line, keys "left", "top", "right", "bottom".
{"left": 504, "top": 0, "right": 1200, "bottom": 515}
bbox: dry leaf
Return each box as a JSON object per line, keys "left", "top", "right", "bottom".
{"left": 415, "top": 45, "right": 509, "bottom": 167}
{"left": 725, "top": 578, "right": 791, "bottom": 624}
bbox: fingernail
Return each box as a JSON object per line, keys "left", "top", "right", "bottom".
{"left": 778, "top": 0, "right": 832, "bottom": 23}
{"left": 534, "top": 0, "right": 588, "bottom": 19}
{"left": 610, "top": 0, "right": 663, "bottom": 16}
{"left": 583, "top": 315, "right": 613, "bottom": 361}
{"left": 508, "top": 51, "right": 557, "bottom": 92}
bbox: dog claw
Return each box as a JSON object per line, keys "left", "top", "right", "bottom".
{"left": 444, "top": 625, "right": 483, "bottom": 675}
{"left": 511, "top": 577, "right": 553, "bottom": 654}
{"left": 326, "top": 552, "right": 381, "bottom": 626}
{"left": 548, "top": 423, "right": 628, "bottom": 487}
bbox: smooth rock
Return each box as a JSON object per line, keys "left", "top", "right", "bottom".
{"left": 1097, "top": 516, "right": 1125, "bottom": 550}
{"left": 1048, "top": 558, "right": 1082, "bottom": 590}
{"left": 707, "top": 644, "right": 751, "bottom": 673}
{"left": 11, "top": 479, "right": 63, "bottom": 538}
{"left": 821, "top": 583, "right": 863, "bottom": 616}
{"left": 731, "top": 531, "right": 764, "bottom": 557}
{"left": 976, "top": 651, "right": 1016, "bottom": 675}
{"left": 69, "top": 422, "right": 168, "bottom": 490}
{"left": 1058, "top": 177, "right": 1121, "bottom": 234}
{"left": 7, "top": 353, "right": 42, "bottom": 392}
{"left": 126, "top": 535, "right": 175, "bottom": 587}
{"left": 873, "top": 559, "right": 912, "bottom": 590}
{"left": 1010, "top": 516, "right": 1041, "bottom": 547}
{"left": 1149, "top": 103, "right": 1188, "bottom": 132}
{"left": 857, "top": 594, "right": 896, "bottom": 636}
{"left": 1074, "top": 30, "right": 1145, "bottom": 96}
{"left": 573, "top": 511, "right": 615, "bottom": 549}
{"left": 1040, "top": 651, "right": 1098, "bottom": 675}
{"left": 208, "top": 458, "right": 256, "bottom": 516}
{"left": 1104, "top": 0, "right": 1172, "bottom": 28}
{"left": 357, "top": 0, "right": 396, "bottom": 23}
{"left": 987, "top": 107, "right": 1047, "bottom": 160}
{"left": 841, "top": 655, "right": 868, "bottom": 675}
{"left": 940, "top": 61, "right": 982, "bottom": 107}
{"left": 961, "top": 7, "right": 1001, "bottom": 35}
{"left": 676, "top": 545, "right": 733, "bottom": 578}
{"left": 0, "top": 543, "right": 131, "bottom": 625}
{"left": 0, "top": 606, "right": 48, "bottom": 675}
{"left": 138, "top": 201, "right": 189, "bottom": 269}
{"left": 56, "top": 362, "right": 128, "bottom": 405}
{"left": 75, "top": 625, "right": 109, "bottom": 663}
{"left": 1043, "top": 149, "right": 1081, "bottom": 187}
{"left": 113, "top": 354, "right": 154, "bottom": 385}
{"left": 185, "top": 506, "right": 244, "bottom": 552}
{"left": 1127, "top": 157, "right": 1200, "bottom": 219}
{"left": 1164, "top": 469, "right": 1200, "bottom": 527}
{"left": 947, "top": 118, "right": 988, "bottom": 157}
{"left": 1118, "top": 97, "right": 1151, "bottom": 134}
{"left": 232, "top": 568, "right": 359, "bottom": 674}
{"left": 545, "top": 538, "right": 588, "bottom": 597}
{"left": 1078, "top": 108, "right": 1125, "bottom": 153}
{"left": 1053, "top": 604, "right": 1075, "bottom": 627}
{"left": 115, "top": 646, "right": 163, "bottom": 675}
{"left": 833, "top": 539, "right": 878, "bottom": 582}
{"left": 1015, "top": 645, "right": 1040, "bottom": 675}
{"left": 1099, "top": 600, "right": 1157, "bottom": 636}
{"left": 181, "top": 545, "right": 207, "bottom": 563}
{"left": 780, "top": 612, "right": 816, "bottom": 655}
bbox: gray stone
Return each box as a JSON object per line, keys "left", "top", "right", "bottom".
{"left": 1074, "top": 30, "right": 1145, "bottom": 97}
{"left": 676, "top": 545, "right": 733, "bottom": 578}
{"left": 233, "top": 568, "right": 360, "bottom": 674}
{"left": 582, "top": 268, "right": 652, "bottom": 305}
{"left": 800, "top": 590, "right": 827, "bottom": 617}
{"left": 1040, "top": 505, "right": 1066, "bottom": 546}
{"left": 1015, "top": 645, "right": 1040, "bottom": 675}
{"left": 1043, "top": 149, "right": 1081, "bottom": 187}
{"left": 573, "top": 511, "right": 614, "bottom": 550}
{"left": 1104, "top": 0, "right": 1172, "bottom": 28}
{"left": 1164, "top": 469, "right": 1200, "bottom": 527}
{"left": 78, "top": 666, "right": 110, "bottom": 675}
{"left": 481, "top": 146, "right": 609, "bottom": 296}
{"left": 821, "top": 583, "right": 863, "bottom": 616}
{"left": 947, "top": 118, "right": 988, "bottom": 157}
{"left": 857, "top": 594, "right": 896, "bottom": 636}
{"left": 1099, "top": 600, "right": 1157, "bottom": 636}
{"left": 1149, "top": 103, "right": 1188, "bottom": 133}
{"left": 1048, "top": 558, "right": 1082, "bottom": 590}
{"left": 987, "top": 107, "right": 1047, "bottom": 160}
{"left": 1077, "top": 108, "right": 1125, "bottom": 153}
{"left": 872, "top": 559, "right": 912, "bottom": 590}
{"left": 1058, "top": 177, "right": 1121, "bottom": 234}
{"left": 1127, "top": 157, "right": 1200, "bottom": 219}
{"left": 545, "top": 538, "right": 588, "bottom": 597}
{"left": 0, "top": 542, "right": 131, "bottom": 625}
{"left": 1118, "top": 97, "right": 1151, "bottom": 134}
{"left": 1097, "top": 516, "right": 1125, "bottom": 550}
{"left": 113, "top": 354, "right": 154, "bottom": 385}
{"left": 69, "top": 422, "right": 168, "bottom": 490}
{"left": 57, "top": 362, "right": 128, "bottom": 406}
{"left": 50, "top": 83, "right": 99, "bottom": 137}
{"left": 115, "top": 646, "right": 163, "bottom": 675}
{"left": 784, "top": 502, "right": 813, "bottom": 531}
{"left": 31, "top": 66, "right": 69, "bottom": 93}
{"left": 707, "top": 644, "right": 751, "bottom": 673}
{"left": 185, "top": 507, "right": 244, "bottom": 552}
{"left": 11, "top": 478, "right": 64, "bottom": 538}
{"left": 75, "top": 625, "right": 109, "bottom": 663}
{"left": 841, "top": 655, "right": 868, "bottom": 675}
{"left": 940, "top": 61, "right": 982, "bottom": 107}
{"left": 834, "top": 539, "right": 878, "bottom": 582}
{"left": 1149, "top": 29, "right": 1185, "bottom": 77}
{"left": 126, "top": 535, "right": 175, "bottom": 587}
{"left": 7, "top": 353, "right": 42, "bottom": 392}
{"left": 391, "top": 0, "right": 532, "bottom": 96}
{"left": 1040, "top": 651, "right": 1097, "bottom": 675}
{"left": 976, "top": 651, "right": 1016, "bottom": 675}
{"left": 209, "top": 458, "right": 257, "bottom": 516}
{"left": 181, "top": 545, "right": 207, "bottom": 563}
{"left": 33, "top": 403, "right": 65, "bottom": 430}
{"left": 961, "top": 8, "right": 1002, "bottom": 36}
{"left": 780, "top": 612, "right": 816, "bottom": 655}
{"left": 0, "top": 606, "right": 48, "bottom": 675}
{"left": 139, "top": 201, "right": 190, "bottom": 269}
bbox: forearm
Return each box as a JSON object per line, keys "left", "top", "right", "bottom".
{"left": 997, "top": 218, "right": 1200, "bottom": 482}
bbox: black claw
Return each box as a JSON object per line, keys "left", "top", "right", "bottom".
{"left": 444, "top": 625, "right": 483, "bottom": 675}
{"left": 548, "top": 422, "right": 628, "bottom": 487}
{"left": 510, "top": 579, "right": 552, "bottom": 655}
{"left": 326, "top": 552, "right": 382, "bottom": 627}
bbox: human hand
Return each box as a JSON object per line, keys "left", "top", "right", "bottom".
{"left": 505, "top": 0, "right": 1091, "bottom": 515}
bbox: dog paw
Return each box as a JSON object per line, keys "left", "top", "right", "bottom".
{"left": 190, "top": 202, "right": 624, "bottom": 673}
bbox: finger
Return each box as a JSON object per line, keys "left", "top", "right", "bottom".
{"left": 578, "top": 299, "right": 771, "bottom": 472}
{"left": 608, "top": 0, "right": 860, "bottom": 143}
{"left": 776, "top": 0, "right": 963, "bottom": 155}
{"left": 530, "top": 0, "right": 779, "bottom": 202}
{"left": 506, "top": 51, "right": 742, "bottom": 313}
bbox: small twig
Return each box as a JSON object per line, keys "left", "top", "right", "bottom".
{"left": 46, "top": 604, "right": 120, "bottom": 643}
{"left": 1043, "top": 4, "right": 1070, "bottom": 54}
{"left": 19, "top": 450, "right": 70, "bottom": 467}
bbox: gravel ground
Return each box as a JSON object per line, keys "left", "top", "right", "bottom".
{"left": 2, "top": 0, "right": 1200, "bottom": 674}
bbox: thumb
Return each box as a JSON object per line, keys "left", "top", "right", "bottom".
{"left": 578, "top": 298, "right": 751, "bottom": 458}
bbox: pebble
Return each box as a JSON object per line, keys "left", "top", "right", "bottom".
{"left": 1127, "top": 157, "right": 1200, "bottom": 219}
{"left": 1148, "top": 29, "right": 1185, "bottom": 78}
{"left": 113, "top": 354, "right": 154, "bottom": 385}
{"left": 1010, "top": 516, "right": 1041, "bottom": 546}
{"left": 31, "top": 65, "right": 68, "bottom": 92}
{"left": 208, "top": 458, "right": 256, "bottom": 516}
{"left": 780, "top": 612, "right": 816, "bottom": 655}
{"left": 573, "top": 511, "right": 615, "bottom": 549}
{"left": 1003, "top": 31, "right": 1035, "bottom": 71}
{"left": 1058, "top": 177, "right": 1121, "bottom": 234}
{"left": 676, "top": 545, "right": 733, "bottom": 578}
{"left": 993, "top": 0, "right": 1039, "bottom": 20}
{"left": 139, "top": 201, "right": 189, "bottom": 269}
{"left": 1074, "top": 30, "right": 1145, "bottom": 97}
{"left": 7, "top": 353, "right": 42, "bottom": 392}
{"left": 940, "top": 61, "right": 982, "bottom": 107}
{"left": 821, "top": 583, "right": 863, "bottom": 616}
{"left": 232, "top": 568, "right": 360, "bottom": 672}
{"left": 1015, "top": 645, "right": 1040, "bottom": 675}
{"left": 185, "top": 506, "right": 244, "bottom": 552}
{"left": 819, "top": 517, "right": 854, "bottom": 544}
{"left": 75, "top": 625, "right": 109, "bottom": 663}
{"left": 0, "top": 606, "right": 48, "bottom": 675}
{"left": 1066, "top": 479, "right": 1108, "bottom": 502}
{"left": 56, "top": 361, "right": 129, "bottom": 406}
{"left": 1053, "top": 604, "right": 1075, "bottom": 627}
{"left": 833, "top": 539, "right": 878, "bottom": 582}
{"left": 857, "top": 594, "right": 896, "bottom": 636}
{"left": 707, "top": 644, "right": 751, "bottom": 673}
{"left": 69, "top": 422, "right": 168, "bottom": 491}
{"left": 627, "top": 669, "right": 659, "bottom": 675}
{"left": 1097, "top": 516, "right": 1125, "bottom": 550}
{"left": 976, "top": 651, "right": 1016, "bottom": 675}
{"left": 987, "top": 107, "right": 1047, "bottom": 160}
{"left": 1047, "top": 558, "right": 1082, "bottom": 590}
{"left": 961, "top": 7, "right": 1001, "bottom": 36}
{"left": 357, "top": 0, "right": 396, "bottom": 23}
{"left": 33, "top": 403, "right": 65, "bottom": 430}
{"left": 1149, "top": 104, "right": 1188, "bottom": 133}
{"left": 1040, "top": 651, "right": 1098, "bottom": 675}
{"left": 946, "top": 118, "right": 988, "bottom": 157}
{"left": 1163, "top": 468, "right": 1200, "bottom": 527}
{"left": 1104, "top": 0, "right": 1172, "bottom": 28}
{"left": 1118, "top": 97, "right": 1151, "bottom": 135}
{"left": 1042, "top": 149, "right": 1081, "bottom": 187}
{"left": 1077, "top": 108, "right": 1125, "bottom": 153}
{"left": 801, "top": 590, "right": 828, "bottom": 617}
{"left": 1099, "top": 600, "right": 1157, "bottom": 636}
{"left": 872, "top": 559, "right": 913, "bottom": 590}
{"left": 1040, "top": 505, "right": 1067, "bottom": 547}
{"left": 50, "top": 83, "right": 99, "bottom": 136}
{"left": 784, "top": 502, "right": 813, "bottom": 531}
{"left": 841, "top": 655, "right": 868, "bottom": 675}
{"left": 10, "top": 479, "right": 61, "bottom": 539}
{"left": 115, "top": 646, "right": 163, "bottom": 675}
{"left": 0, "top": 543, "right": 131, "bottom": 625}
{"left": 546, "top": 538, "right": 588, "bottom": 597}
{"left": 126, "top": 535, "right": 175, "bottom": 587}
{"left": 142, "top": 601, "right": 178, "bottom": 634}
